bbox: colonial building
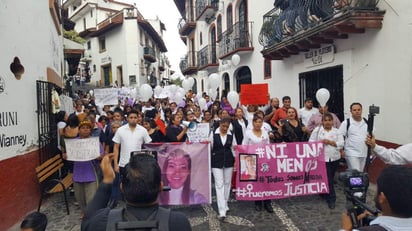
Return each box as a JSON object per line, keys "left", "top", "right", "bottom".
{"left": 0, "top": 1, "right": 64, "bottom": 229}
{"left": 63, "top": 0, "right": 171, "bottom": 88}
{"left": 174, "top": 0, "right": 275, "bottom": 96}
{"left": 259, "top": 0, "right": 411, "bottom": 145}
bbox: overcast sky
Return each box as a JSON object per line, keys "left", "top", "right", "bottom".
{"left": 125, "top": 0, "right": 186, "bottom": 75}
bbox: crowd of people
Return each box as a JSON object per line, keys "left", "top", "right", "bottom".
{"left": 23, "top": 88, "right": 412, "bottom": 230}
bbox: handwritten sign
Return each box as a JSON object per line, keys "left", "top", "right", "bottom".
{"left": 65, "top": 137, "right": 100, "bottom": 161}
{"left": 235, "top": 142, "right": 328, "bottom": 200}
{"left": 240, "top": 83, "right": 268, "bottom": 105}
{"left": 187, "top": 123, "right": 210, "bottom": 142}
{"left": 94, "top": 88, "right": 119, "bottom": 106}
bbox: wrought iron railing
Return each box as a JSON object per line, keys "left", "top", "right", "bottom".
{"left": 144, "top": 47, "right": 155, "bottom": 57}
{"left": 258, "top": 0, "right": 380, "bottom": 48}
{"left": 180, "top": 51, "right": 198, "bottom": 72}
{"left": 195, "top": 0, "right": 218, "bottom": 19}
{"left": 179, "top": 56, "right": 188, "bottom": 71}
{"left": 218, "top": 21, "right": 253, "bottom": 57}
{"left": 198, "top": 45, "right": 218, "bottom": 68}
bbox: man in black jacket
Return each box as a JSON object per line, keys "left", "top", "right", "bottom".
{"left": 81, "top": 154, "right": 191, "bottom": 231}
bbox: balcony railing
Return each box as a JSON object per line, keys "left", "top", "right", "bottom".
{"left": 197, "top": 45, "right": 218, "bottom": 70}
{"left": 144, "top": 47, "right": 156, "bottom": 63}
{"left": 259, "top": 0, "right": 382, "bottom": 49}
{"left": 180, "top": 51, "right": 198, "bottom": 75}
{"left": 178, "top": 17, "right": 197, "bottom": 36}
{"left": 218, "top": 21, "right": 254, "bottom": 59}
{"left": 195, "top": 0, "right": 218, "bottom": 21}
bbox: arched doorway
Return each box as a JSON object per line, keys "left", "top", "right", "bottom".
{"left": 236, "top": 66, "right": 251, "bottom": 92}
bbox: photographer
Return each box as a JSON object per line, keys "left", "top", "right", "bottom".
{"left": 366, "top": 135, "right": 412, "bottom": 165}
{"left": 341, "top": 165, "right": 412, "bottom": 230}
{"left": 81, "top": 154, "right": 191, "bottom": 231}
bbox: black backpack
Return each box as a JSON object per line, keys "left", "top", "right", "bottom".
{"left": 345, "top": 117, "right": 368, "bottom": 137}
{"left": 106, "top": 207, "right": 171, "bottom": 231}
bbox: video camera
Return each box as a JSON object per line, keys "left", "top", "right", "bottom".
{"left": 339, "top": 170, "right": 380, "bottom": 228}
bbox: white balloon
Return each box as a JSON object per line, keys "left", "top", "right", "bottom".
{"left": 208, "top": 88, "right": 217, "bottom": 100}
{"left": 316, "top": 88, "right": 330, "bottom": 107}
{"left": 170, "top": 84, "right": 177, "bottom": 94}
{"left": 154, "top": 86, "right": 162, "bottom": 97}
{"left": 187, "top": 77, "right": 195, "bottom": 88}
{"left": 209, "top": 73, "right": 220, "bottom": 90}
{"left": 89, "top": 89, "right": 94, "bottom": 97}
{"left": 182, "top": 79, "right": 191, "bottom": 92}
{"left": 130, "top": 88, "right": 137, "bottom": 99}
{"left": 196, "top": 93, "right": 203, "bottom": 100}
{"left": 227, "top": 91, "right": 239, "bottom": 108}
{"left": 139, "top": 84, "right": 153, "bottom": 102}
{"left": 174, "top": 92, "right": 184, "bottom": 103}
{"left": 177, "top": 87, "right": 186, "bottom": 96}
{"left": 231, "top": 54, "right": 240, "bottom": 66}
{"left": 198, "top": 98, "right": 207, "bottom": 110}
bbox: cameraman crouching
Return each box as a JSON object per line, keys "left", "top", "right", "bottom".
{"left": 341, "top": 165, "right": 412, "bottom": 230}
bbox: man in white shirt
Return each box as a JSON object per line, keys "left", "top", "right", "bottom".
{"left": 338, "top": 102, "right": 368, "bottom": 172}
{"left": 112, "top": 109, "right": 152, "bottom": 180}
{"left": 366, "top": 135, "right": 412, "bottom": 165}
{"left": 298, "top": 98, "right": 318, "bottom": 126}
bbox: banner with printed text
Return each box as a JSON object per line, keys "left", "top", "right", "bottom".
{"left": 144, "top": 142, "right": 211, "bottom": 205}
{"left": 236, "top": 142, "right": 328, "bottom": 200}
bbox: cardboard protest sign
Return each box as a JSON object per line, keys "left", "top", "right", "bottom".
{"left": 94, "top": 88, "right": 119, "bottom": 106}
{"left": 187, "top": 123, "right": 210, "bottom": 142}
{"left": 144, "top": 142, "right": 211, "bottom": 205}
{"left": 65, "top": 137, "right": 100, "bottom": 161}
{"left": 236, "top": 141, "right": 328, "bottom": 200}
{"left": 240, "top": 83, "right": 268, "bottom": 105}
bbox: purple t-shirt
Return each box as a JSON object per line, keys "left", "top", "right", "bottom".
{"left": 73, "top": 139, "right": 104, "bottom": 182}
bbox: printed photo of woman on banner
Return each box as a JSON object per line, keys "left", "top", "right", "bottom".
{"left": 235, "top": 141, "right": 329, "bottom": 201}
{"left": 144, "top": 142, "right": 211, "bottom": 205}
{"left": 239, "top": 154, "right": 258, "bottom": 181}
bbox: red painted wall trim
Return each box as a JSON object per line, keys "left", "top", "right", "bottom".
{"left": 0, "top": 150, "right": 40, "bottom": 230}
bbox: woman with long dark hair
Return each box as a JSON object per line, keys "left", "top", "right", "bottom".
{"left": 309, "top": 112, "right": 344, "bottom": 209}
{"left": 242, "top": 114, "right": 273, "bottom": 213}
{"left": 279, "top": 107, "right": 310, "bottom": 142}
{"left": 142, "top": 117, "right": 165, "bottom": 142}
{"left": 159, "top": 149, "right": 207, "bottom": 205}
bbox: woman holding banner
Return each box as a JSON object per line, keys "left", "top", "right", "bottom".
{"left": 210, "top": 117, "right": 236, "bottom": 221}
{"left": 279, "top": 107, "right": 310, "bottom": 142}
{"left": 309, "top": 112, "right": 344, "bottom": 209}
{"left": 242, "top": 114, "right": 273, "bottom": 213}
{"left": 160, "top": 149, "right": 207, "bottom": 205}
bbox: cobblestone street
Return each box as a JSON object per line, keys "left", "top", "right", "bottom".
{"left": 9, "top": 181, "right": 376, "bottom": 231}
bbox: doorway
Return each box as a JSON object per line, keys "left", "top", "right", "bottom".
{"left": 236, "top": 66, "right": 252, "bottom": 92}
{"left": 299, "top": 65, "right": 344, "bottom": 121}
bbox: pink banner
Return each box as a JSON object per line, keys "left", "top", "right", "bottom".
{"left": 235, "top": 142, "right": 329, "bottom": 200}
{"left": 144, "top": 142, "right": 211, "bottom": 205}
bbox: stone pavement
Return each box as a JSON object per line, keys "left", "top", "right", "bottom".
{"left": 9, "top": 181, "right": 376, "bottom": 231}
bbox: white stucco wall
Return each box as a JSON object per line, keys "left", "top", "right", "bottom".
{"left": 0, "top": 0, "right": 63, "bottom": 161}
{"left": 269, "top": 0, "right": 412, "bottom": 144}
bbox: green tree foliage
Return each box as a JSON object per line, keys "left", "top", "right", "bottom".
{"left": 63, "top": 30, "right": 86, "bottom": 44}
{"left": 170, "top": 77, "right": 182, "bottom": 87}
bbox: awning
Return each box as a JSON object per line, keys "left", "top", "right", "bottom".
{"left": 47, "top": 67, "right": 63, "bottom": 88}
